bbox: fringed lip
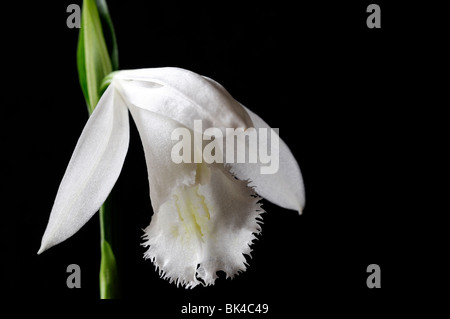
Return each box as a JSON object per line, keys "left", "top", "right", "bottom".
{"left": 142, "top": 164, "right": 264, "bottom": 288}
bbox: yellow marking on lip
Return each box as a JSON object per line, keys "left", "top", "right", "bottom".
{"left": 172, "top": 184, "right": 211, "bottom": 243}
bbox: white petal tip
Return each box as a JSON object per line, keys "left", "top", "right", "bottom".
{"left": 37, "top": 241, "right": 50, "bottom": 255}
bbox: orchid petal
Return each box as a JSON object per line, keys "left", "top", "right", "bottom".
{"left": 38, "top": 86, "right": 129, "bottom": 253}
{"left": 198, "top": 76, "right": 304, "bottom": 212}
{"left": 230, "top": 106, "right": 305, "bottom": 213}
{"left": 126, "top": 103, "right": 200, "bottom": 214}
{"left": 114, "top": 67, "right": 253, "bottom": 134}
{"left": 142, "top": 164, "right": 263, "bottom": 288}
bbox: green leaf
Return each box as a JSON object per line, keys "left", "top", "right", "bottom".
{"left": 77, "top": 0, "right": 113, "bottom": 114}
{"left": 100, "top": 239, "right": 119, "bottom": 299}
{"left": 95, "top": 0, "right": 119, "bottom": 71}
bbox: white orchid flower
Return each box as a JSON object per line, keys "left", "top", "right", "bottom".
{"left": 39, "top": 67, "right": 305, "bottom": 288}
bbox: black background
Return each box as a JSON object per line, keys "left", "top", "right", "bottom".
{"left": 1, "top": 0, "right": 429, "bottom": 315}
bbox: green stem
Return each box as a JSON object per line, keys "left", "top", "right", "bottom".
{"left": 99, "top": 197, "right": 119, "bottom": 299}
{"left": 86, "top": 91, "right": 118, "bottom": 298}
{"left": 78, "top": 0, "right": 119, "bottom": 299}
{"left": 99, "top": 197, "right": 110, "bottom": 243}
